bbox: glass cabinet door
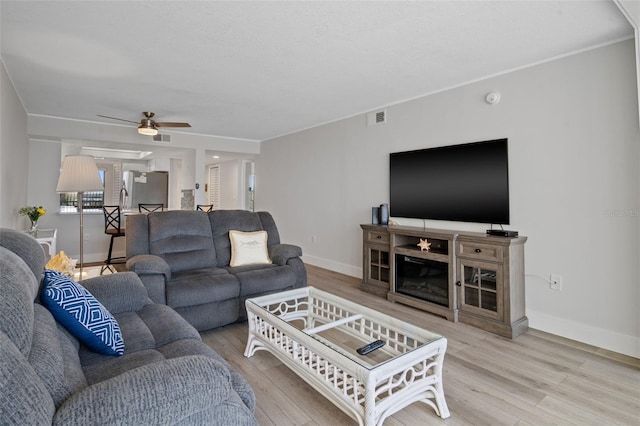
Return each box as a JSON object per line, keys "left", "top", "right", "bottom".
{"left": 457, "top": 260, "right": 503, "bottom": 320}
{"left": 369, "top": 248, "right": 390, "bottom": 284}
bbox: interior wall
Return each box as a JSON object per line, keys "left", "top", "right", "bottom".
{"left": 26, "top": 139, "right": 111, "bottom": 264}
{"left": 0, "top": 61, "right": 29, "bottom": 228}
{"left": 218, "top": 160, "right": 241, "bottom": 209}
{"left": 257, "top": 40, "right": 640, "bottom": 357}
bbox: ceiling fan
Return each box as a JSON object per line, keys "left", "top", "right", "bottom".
{"left": 97, "top": 112, "right": 191, "bottom": 136}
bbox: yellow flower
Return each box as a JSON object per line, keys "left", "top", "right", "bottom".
{"left": 19, "top": 205, "right": 46, "bottom": 222}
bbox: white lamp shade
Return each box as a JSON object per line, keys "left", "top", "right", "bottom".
{"left": 56, "top": 155, "right": 104, "bottom": 192}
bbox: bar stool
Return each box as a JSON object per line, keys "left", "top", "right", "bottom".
{"left": 196, "top": 204, "right": 214, "bottom": 212}
{"left": 101, "top": 206, "right": 126, "bottom": 275}
{"left": 138, "top": 203, "right": 164, "bottom": 213}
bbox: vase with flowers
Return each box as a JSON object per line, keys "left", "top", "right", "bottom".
{"left": 19, "top": 205, "right": 46, "bottom": 235}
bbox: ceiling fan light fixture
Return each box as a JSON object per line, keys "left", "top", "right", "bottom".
{"left": 100, "top": 112, "right": 188, "bottom": 135}
{"left": 138, "top": 120, "right": 158, "bottom": 136}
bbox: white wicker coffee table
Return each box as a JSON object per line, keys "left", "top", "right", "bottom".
{"left": 244, "top": 287, "right": 450, "bottom": 426}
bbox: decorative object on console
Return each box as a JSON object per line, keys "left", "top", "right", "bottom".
{"left": 19, "top": 205, "right": 46, "bottom": 234}
{"left": 55, "top": 155, "right": 104, "bottom": 279}
{"left": 371, "top": 207, "right": 379, "bottom": 225}
{"left": 417, "top": 238, "right": 431, "bottom": 251}
{"left": 229, "top": 230, "right": 272, "bottom": 267}
{"left": 46, "top": 251, "right": 77, "bottom": 277}
{"left": 378, "top": 203, "right": 389, "bottom": 225}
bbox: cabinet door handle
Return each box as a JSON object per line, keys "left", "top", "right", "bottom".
{"left": 455, "top": 281, "right": 461, "bottom": 286}
{"left": 475, "top": 248, "right": 482, "bottom": 253}
{"left": 376, "top": 235, "right": 382, "bottom": 239}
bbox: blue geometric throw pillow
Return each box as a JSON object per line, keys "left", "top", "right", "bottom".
{"left": 41, "top": 269, "right": 124, "bottom": 356}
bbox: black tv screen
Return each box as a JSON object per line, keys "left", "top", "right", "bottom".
{"left": 390, "top": 138, "right": 510, "bottom": 224}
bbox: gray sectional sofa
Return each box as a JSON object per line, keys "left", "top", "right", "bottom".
{"left": 0, "top": 228, "right": 257, "bottom": 425}
{"left": 126, "top": 209, "right": 307, "bottom": 331}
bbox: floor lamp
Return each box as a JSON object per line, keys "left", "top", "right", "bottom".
{"left": 56, "top": 155, "right": 103, "bottom": 279}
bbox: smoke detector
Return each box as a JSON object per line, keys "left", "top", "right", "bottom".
{"left": 485, "top": 92, "right": 501, "bottom": 105}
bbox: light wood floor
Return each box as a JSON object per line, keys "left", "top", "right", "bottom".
{"left": 201, "top": 265, "right": 640, "bottom": 426}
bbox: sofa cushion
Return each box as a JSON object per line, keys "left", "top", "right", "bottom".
{"left": 166, "top": 268, "right": 240, "bottom": 309}
{"left": 0, "top": 331, "right": 56, "bottom": 424}
{"left": 54, "top": 356, "right": 236, "bottom": 425}
{"left": 229, "top": 230, "right": 272, "bottom": 267}
{"left": 210, "top": 210, "right": 265, "bottom": 267}
{"left": 41, "top": 270, "right": 124, "bottom": 356}
{"left": 81, "top": 349, "right": 167, "bottom": 385}
{"left": 80, "top": 303, "right": 214, "bottom": 385}
{"left": 148, "top": 210, "right": 217, "bottom": 273}
{"left": 256, "top": 212, "right": 282, "bottom": 246}
{"left": 138, "top": 303, "right": 202, "bottom": 344}
{"left": 230, "top": 264, "right": 297, "bottom": 297}
{"left": 0, "top": 247, "right": 37, "bottom": 357}
{"left": 29, "top": 304, "right": 86, "bottom": 408}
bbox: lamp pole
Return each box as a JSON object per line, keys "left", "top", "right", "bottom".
{"left": 78, "top": 191, "right": 85, "bottom": 278}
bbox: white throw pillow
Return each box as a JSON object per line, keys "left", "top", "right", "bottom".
{"left": 229, "top": 230, "right": 272, "bottom": 267}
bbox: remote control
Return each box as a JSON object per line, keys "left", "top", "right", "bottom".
{"left": 356, "top": 339, "right": 385, "bottom": 355}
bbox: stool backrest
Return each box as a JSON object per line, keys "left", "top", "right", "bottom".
{"left": 103, "top": 206, "right": 123, "bottom": 233}
{"left": 138, "top": 203, "right": 164, "bottom": 213}
{"left": 196, "top": 204, "right": 214, "bottom": 212}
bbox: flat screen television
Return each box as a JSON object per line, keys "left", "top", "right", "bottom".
{"left": 389, "top": 138, "right": 510, "bottom": 224}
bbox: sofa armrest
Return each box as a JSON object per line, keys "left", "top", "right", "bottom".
{"left": 126, "top": 254, "right": 171, "bottom": 280}
{"left": 80, "top": 272, "right": 151, "bottom": 314}
{"left": 269, "top": 243, "right": 303, "bottom": 266}
{"left": 53, "top": 356, "right": 236, "bottom": 425}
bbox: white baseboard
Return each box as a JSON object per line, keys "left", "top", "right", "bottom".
{"left": 528, "top": 308, "right": 639, "bottom": 359}
{"left": 302, "top": 254, "right": 361, "bottom": 279}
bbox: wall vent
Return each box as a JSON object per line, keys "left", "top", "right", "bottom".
{"left": 367, "top": 109, "right": 387, "bottom": 126}
{"left": 153, "top": 133, "right": 171, "bottom": 143}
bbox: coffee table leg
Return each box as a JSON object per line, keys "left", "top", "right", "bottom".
{"left": 244, "top": 311, "right": 263, "bottom": 358}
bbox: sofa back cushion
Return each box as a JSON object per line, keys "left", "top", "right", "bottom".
{"left": 210, "top": 210, "right": 280, "bottom": 267}
{"left": 0, "top": 230, "right": 85, "bottom": 416}
{"left": 30, "top": 304, "right": 87, "bottom": 408}
{"left": 0, "top": 233, "right": 42, "bottom": 356}
{"left": 148, "top": 211, "right": 217, "bottom": 273}
{"left": 256, "top": 211, "right": 281, "bottom": 246}
{"left": 1, "top": 330, "right": 55, "bottom": 423}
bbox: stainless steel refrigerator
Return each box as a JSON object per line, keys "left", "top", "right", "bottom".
{"left": 124, "top": 171, "right": 168, "bottom": 210}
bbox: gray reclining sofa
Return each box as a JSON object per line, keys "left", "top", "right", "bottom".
{"left": 126, "top": 209, "right": 307, "bottom": 331}
{"left": 0, "top": 228, "right": 257, "bottom": 425}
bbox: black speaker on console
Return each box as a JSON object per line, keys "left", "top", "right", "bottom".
{"left": 371, "top": 207, "right": 379, "bottom": 225}
{"left": 486, "top": 229, "right": 518, "bottom": 237}
{"left": 379, "top": 203, "right": 389, "bottom": 225}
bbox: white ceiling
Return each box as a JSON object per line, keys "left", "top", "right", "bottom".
{"left": 1, "top": 1, "right": 633, "bottom": 142}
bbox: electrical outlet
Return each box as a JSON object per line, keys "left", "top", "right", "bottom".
{"left": 550, "top": 274, "right": 563, "bottom": 291}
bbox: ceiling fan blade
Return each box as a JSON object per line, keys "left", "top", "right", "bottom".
{"left": 155, "top": 122, "right": 191, "bottom": 128}
{"left": 97, "top": 114, "right": 140, "bottom": 125}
